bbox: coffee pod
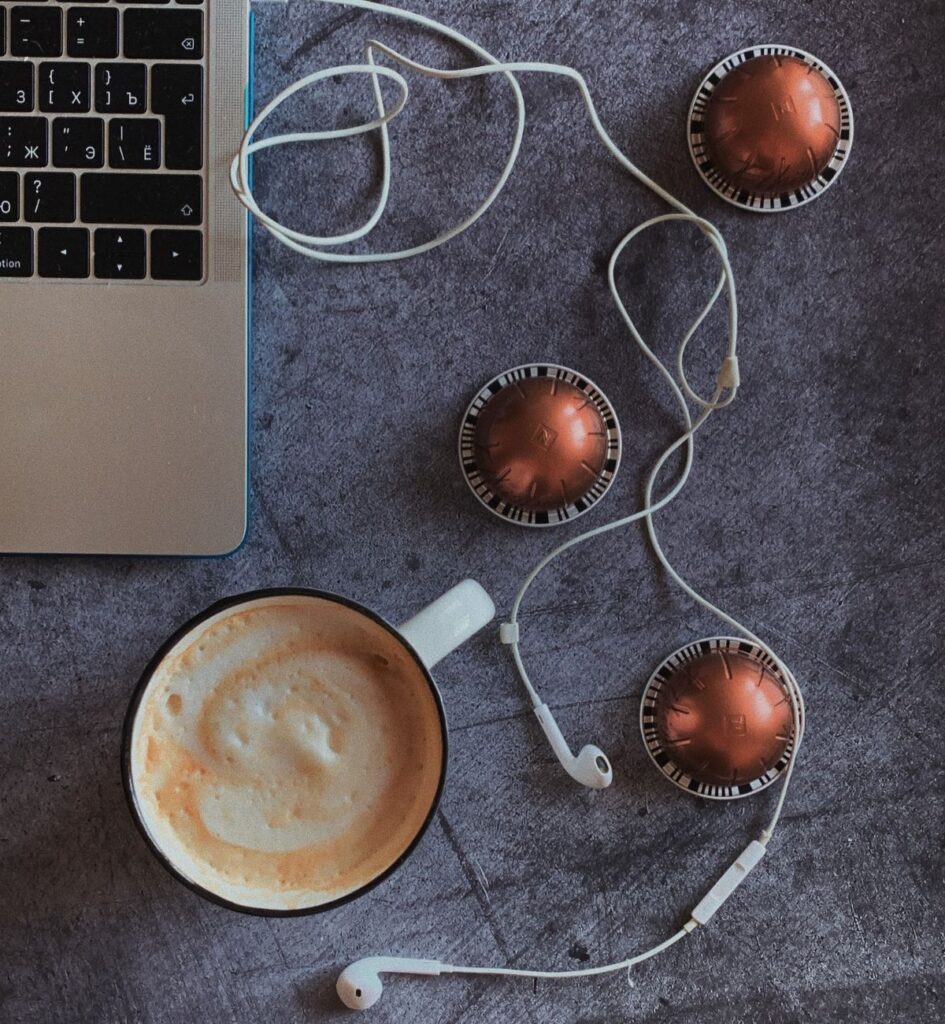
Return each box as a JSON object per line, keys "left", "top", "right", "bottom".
{"left": 688, "top": 45, "right": 853, "bottom": 212}
{"left": 459, "top": 364, "right": 621, "bottom": 527}
{"left": 640, "top": 637, "right": 797, "bottom": 800}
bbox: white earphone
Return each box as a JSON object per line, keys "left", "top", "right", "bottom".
{"left": 498, "top": 622, "right": 612, "bottom": 788}
{"left": 234, "top": 0, "right": 806, "bottom": 1009}
{"left": 534, "top": 699, "right": 613, "bottom": 789}
{"left": 336, "top": 957, "right": 443, "bottom": 1010}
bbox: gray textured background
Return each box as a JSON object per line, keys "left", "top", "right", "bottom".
{"left": 3, "top": 1, "right": 944, "bottom": 1021}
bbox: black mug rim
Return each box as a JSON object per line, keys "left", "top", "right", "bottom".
{"left": 120, "top": 586, "right": 450, "bottom": 918}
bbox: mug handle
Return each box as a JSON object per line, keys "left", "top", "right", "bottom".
{"left": 398, "top": 579, "right": 496, "bottom": 670}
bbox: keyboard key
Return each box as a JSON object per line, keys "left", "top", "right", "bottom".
{"left": 11, "top": 6, "right": 62, "bottom": 57}
{"left": 0, "top": 172, "right": 19, "bottom": 221}
{"left": 0, "top": 61, "right": 34, "bottom": 112}
{"left": 94, "top": 62, "right": 146, "bottom": 113}
{"left": 123, "top": 10, "right": 202, "bottom": 60}
{"left": 117, "top": 0, "right": 170, "bottom": 4}
{"left": 52, "top": 116, "right": 103, "bottom": 167}
{"left": 93, "top": 227, "right": 145, "bottom": 279}
{"left": 94, "top": 227, "right": 144, "bottom": 252}
{"left": 38, "top": 225, "right": 88, "bottom": 277}
{"left": 0, "top": 226, "right": 32, "bottom": 276}
{"left": 82, "top": 173, "right": 201, "bottom": 225}
{"left": 67, "top": 7, "right": 117, "bottom": 59}
{"left": 108, "top": 118, "right": 159, "bottom": 169}
{"left": 24, "top": 171, "right": 75, "bottom": 221}
{"left": 151, "top": 64, "right": 202, "bottom": 170}
{"left": 39, "top": 61, "right": 90, "bottom": 112}
{"left": 150, "top": 229, "right": 201, "bottom": 280}
{"left": 0, "top": 117, "right": 47, "bottom": 166}
{"left": 0, "top": 13, "right": 5, "bottom": 58}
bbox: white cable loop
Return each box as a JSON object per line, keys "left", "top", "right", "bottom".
{"left": 230, "top": 61, "right": 404, "bottom": 248}
{"left": 235, "top": 0, "right": 804, "bottom": 987}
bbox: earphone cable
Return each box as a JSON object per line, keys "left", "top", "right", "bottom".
{"left": 236, "top": 0, "right": 804, "bottom": 985}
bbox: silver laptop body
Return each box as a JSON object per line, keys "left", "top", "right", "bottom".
{"left": 0, "top": 0, "right": 249, "bottom": 555}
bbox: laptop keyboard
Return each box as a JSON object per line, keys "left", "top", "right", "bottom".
{"left": 0, "top": 0, "right": 205, "bottom": 282}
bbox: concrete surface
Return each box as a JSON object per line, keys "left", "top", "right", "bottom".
{"left": 2, "top": 1, "right": 944, "bottom": 1021}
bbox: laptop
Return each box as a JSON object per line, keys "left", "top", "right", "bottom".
{"left": 0, "top": 0, "right": 250, "bottom": 555}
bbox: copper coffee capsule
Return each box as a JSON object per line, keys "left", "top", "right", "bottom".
{"left": 689, "top": 45, "right": 853, "bottom": 212}
{"left": 459, "top": 364, "right": 621, "bottom": 527}
{"left": 640, "top": 638, "right": 797, "bottom": 800}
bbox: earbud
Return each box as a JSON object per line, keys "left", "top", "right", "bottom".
{"left": 336, "top": 957, "right": 445, "bottom": 1010}
{"left": 534, "top": 702, "right": 613, "bottom": 789}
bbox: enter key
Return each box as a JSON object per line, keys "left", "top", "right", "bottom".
{"left": 151, "top": 63, "right": 203, "bottom": 171}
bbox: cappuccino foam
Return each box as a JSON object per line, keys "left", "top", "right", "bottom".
{"left": 130, "top": 595, "right": 444, "bottom": 910}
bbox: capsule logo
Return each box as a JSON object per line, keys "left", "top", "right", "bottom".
{"left": 531, "top": 423, "right": 558, "bottom": 451}
{"left": 725, "top": 714, "right": 747, "bottom": 736}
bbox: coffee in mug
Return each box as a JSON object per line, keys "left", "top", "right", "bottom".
{"left": 123, "top": 582, "right": 494, "bottom": 913}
